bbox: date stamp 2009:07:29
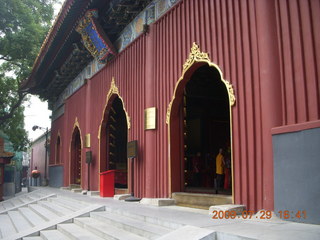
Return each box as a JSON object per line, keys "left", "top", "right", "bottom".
{"left": 212, "top": 210, "right": 307, "bottom": 220}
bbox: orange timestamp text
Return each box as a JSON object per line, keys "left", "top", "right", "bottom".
{"left": 211, "top": 210, "right": 307, "bottom": 220}
{"left": 277, "top": 210, "right": 307, "bottom": 220}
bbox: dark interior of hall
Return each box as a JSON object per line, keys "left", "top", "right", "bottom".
{"left": 106, "top": 96, "right": 128, "bottom": 188}
{"left": 72, "top": 128, "right": 81, "bottom": 185}
{"left": 183, "top": 65, "right": 231, "bottom": 194}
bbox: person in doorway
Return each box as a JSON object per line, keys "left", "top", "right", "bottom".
{"left": 215, "top": 148, "right": 225, "bottom": 193}
{"left": 192, "top": 152, "right": 201, "bottom": 187}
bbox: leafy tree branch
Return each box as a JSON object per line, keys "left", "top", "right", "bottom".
{"left": 0, "top": 0, "right": 56, "bottom": 150}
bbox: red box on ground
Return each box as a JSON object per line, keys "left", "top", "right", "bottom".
{"left": 100, "top": 170, "right": 115, "bottom": 197}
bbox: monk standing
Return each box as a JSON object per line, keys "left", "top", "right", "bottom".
{"left": 215, "top": 148, "right": 225, "bottom": 193}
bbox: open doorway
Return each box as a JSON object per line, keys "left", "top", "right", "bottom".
{"left": 183, "top": 65, "right": 231, "bottom": 194}
{"left": 170, "top": 64, "right": 232, "bottom": 196}
{"left": 102, "top": 96, "right": 128, "bottom": 192}
{"left": 70, "top": 127, "right": 81, "bottom": 185}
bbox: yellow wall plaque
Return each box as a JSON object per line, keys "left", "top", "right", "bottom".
{"left": 85, "top": 133, "right": 91, "bottom": 148}
{"left": 144, "top": 107, "right": 157, "bottom": 130}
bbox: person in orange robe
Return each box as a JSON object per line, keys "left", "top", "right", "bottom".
{"left": 215, "top": 148, "right": 225, "bottom": 193}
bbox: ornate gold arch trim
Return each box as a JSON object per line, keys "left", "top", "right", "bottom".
{"left": 98, "top": 77, "right": 131, "bottom": 140}
{"left": 70, "top": 117, "right": 83, "bottom": 150}
{"left": 166, "top": 43, "right": 236, "bottom": 202}
{"left": 97, "top": 77, "right": 130, "bottom": 185}
{"left": 166, "top": 43, "right": 236, "bottom": 124}
{"left": 69, "top": 117, "right": 83, "bottom": 186}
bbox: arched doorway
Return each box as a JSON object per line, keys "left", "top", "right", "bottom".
{"left": 100, "top": 95, "right": 128, "bottom": 192}
{"left": 183, "top": 65, "right": 231, "bottom": 193}
{"left": 169, "top": 64, "right": 232, "bottom": 195}
{"left": 70, "top": 127, "right": 81, "bottom": 185}
{"left": 56, "top": 135, "right": 61, "bottom": 164}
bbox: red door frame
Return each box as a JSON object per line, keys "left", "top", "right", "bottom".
{"left": 168, "top": 61, "right": 234, "bottom": 200}
{"left": 70, "top": 127, "right": 82, "bottom": 185}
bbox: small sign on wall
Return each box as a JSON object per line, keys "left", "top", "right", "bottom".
{"left": 86, "top": 151, "right": 92, "bottom": 164}
{"left": 127, "top": 140, "right": 138, "bottom": 159}
{"left": 144, "top": 107, "right": 157, "bottom": 130}
{"left": 85, "top": 134, "right": 91, "bottom": 148}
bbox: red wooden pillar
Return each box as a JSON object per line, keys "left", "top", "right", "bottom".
{"left": 85, "top": 70, "right": 91, "bottom": 191}
{"left": 255, "top": 0, "right": 282, "bottom": 210}
{"left": 144, "top": 26, "right": 157, "bottom": 198}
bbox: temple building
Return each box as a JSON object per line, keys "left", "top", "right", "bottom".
{"left": 22, "top": 0, "right": 320, "bottom": 224}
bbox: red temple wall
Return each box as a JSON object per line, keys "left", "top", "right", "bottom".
{"left": 49, "top": 0, "right": 320, "bottom": 211}
{"left": 87, "top": 35, "right": 147, "bottom": 196}
{"left": 275, "top": 0, "right": 320, "bottom": 125}
{"left": 148, "top": 0, "right": 280, "bottom": 210}
{"left": 30, "top": 136, "right": 47, "bottom": 181}
{"left": 49, "top": 116, "right": 64, "bottom": 167}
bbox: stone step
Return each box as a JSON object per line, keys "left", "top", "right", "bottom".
{"left": 0, "top": 214, "right": 17, "bottom": 237}
{"left": 58, "top": 196, "right": 88, "bottom": 208}
{"left": 38, "top": 200, "right": 73, "bottom": 217}
{"left": 172, "top": 192, "right": 232, "bottom": 209}
{"left": 11, "top": 198, "right": 24, "bottom": 206}
{"left": 71, "top": 188, "right": 82, "bottom": 193}
{"left": 27, "top": 195, "right": 42, "bottom": 201}
{"left": 90, "top": 211, "right": 171, "bottom": 239}
{"left": 28, "top": 204, "right": 60, "bottom": 221}
{"left": 57, "top": 223, "right": 105, "bottom": 240}
{"left": 8, "top": 210, "right": 33, "bottom": 232}
{"left": 74, "top": 217, "right": 147, "bottom": 240}
{"left": 18, "top": 207, "right": 47, "bottom": 227}
{"left": 22, "top": 237, "right": 43, "bottom": 240}
{"left": 48, "top": 198, "right": 83, "bottom": 211}
{"left": 25, "top": 195, "right": 36, "bottom": 201}
{"left": 19, "top": 196, "right": 33, "bottom": 204}
{"left": 18, "top": 197, "right": 26, "bottom": 204}
{"left": 158, "top": 225, "right": 215, "bottom": 240}
{"left": 0, "top": 190, "right": 43, "bottom": 208}
{"left": 7, "top": 204, "right": 105, "bottom": 240}
{"left": 87, "top": 191, "right": 100, "bottom": 197}
{"left": 2, "top": 201, "right": 14, "bottom": 209}
{"left": 31, "top": 192, "right": 45, "bottom": 198}
{"left": 40, "top": 229, "right": 70, "bottom": 240}
{"left": 115, "top": 188, "right": 129, "bottom": 195}
{"left": 104, "top": 206, "right": 184, "bottom": 230}
{"left": 0, "top": 194, "right": 57, "bottom": 215}
{"left": 47, "top": 198, "right": 80, "bottom": 211}
{"left": 69, "top": 184, "right": 81, "bottom": 189}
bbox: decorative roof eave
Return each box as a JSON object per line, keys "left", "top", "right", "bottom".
{"left": 21, "top": 0, "right": 158, "bottom": 95}
{"left": 76, "top": 9, "right": 117, "bottom": 64}
{"left": 21, "top": 0, "right": 74, "bottom": 89}
{"left": 21, "top": 0, "right": 93, "bottom": 91}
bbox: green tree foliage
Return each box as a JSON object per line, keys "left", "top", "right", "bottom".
{"left": 0, "top": 0, "right": 56, "bottom": 151}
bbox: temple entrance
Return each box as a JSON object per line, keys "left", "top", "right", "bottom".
{"left": 71, "top": 127, "right": 81, "bottom": 185}
{"left": 102, "top": 96, "right": 128, "bottom": 192}
{"left": 170, "top": 64, "right": 233, "bottom": 199}
{"left": 183, "top": 65, "right": 231, "bottom": 194}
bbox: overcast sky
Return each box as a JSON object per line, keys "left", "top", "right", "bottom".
{"left": 23, "top": 2, "right": 63, "bottom": 142}
{"left": 24, "top": 95, "right": 52, "bottom": 142}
